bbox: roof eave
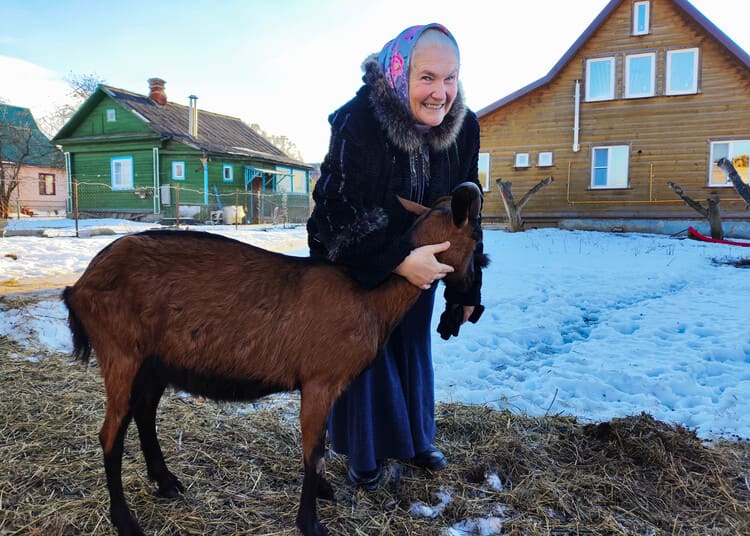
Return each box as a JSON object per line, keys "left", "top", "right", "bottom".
{"left": 477, "top": 0, "right": 750, "bottom": 119}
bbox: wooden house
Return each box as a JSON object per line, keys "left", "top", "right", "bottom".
{"left": 0, "top": 105, "right": 66, "bottom": 217}
{"left": 53, "top": 78, "right": 313, "bottom": 223}
{"left": 477, "top": 0, "right": 750, "bottom": 235}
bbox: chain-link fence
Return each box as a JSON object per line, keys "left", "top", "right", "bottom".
{"left": 68, "top": 180, "right": 312, "bottom": 225}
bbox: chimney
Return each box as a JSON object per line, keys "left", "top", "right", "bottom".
{"left": 147, "top": 77, "right": 167, "bottom": 105}
{"left": 188, "top": 94, "right": 198, "bottom": 138}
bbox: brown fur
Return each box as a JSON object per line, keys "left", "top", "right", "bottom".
{"left": 62, "top": 183, "right": 484, "bottom": 536}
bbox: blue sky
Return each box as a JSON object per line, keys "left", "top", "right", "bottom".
{"left": 1, "top": 0, "right": 748, "bottom": 162}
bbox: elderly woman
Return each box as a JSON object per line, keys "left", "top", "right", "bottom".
{"left": 306, "top": 23, "right": 484, "bottom": 489}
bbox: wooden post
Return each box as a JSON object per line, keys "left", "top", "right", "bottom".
{"left": 235, "top": 189, "right": 239, "bottom": 228}
{"left": 175, "top": 184, "right": 180, "bottom": 226}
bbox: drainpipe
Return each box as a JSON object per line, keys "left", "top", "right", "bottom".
{"left": 152, "top": 147, "right": 160, "bottom": 214}
{"left": 203, "top": 154, "right": 209, "bottom": 205}
{"left": 64, "top": 152, "right": 72, "bottom": 213}
{"left": 573, "top": 80, "right": 581, "bottom": 153}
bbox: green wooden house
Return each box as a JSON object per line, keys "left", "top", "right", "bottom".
{"left": 53, "top": 78, "right": 313, "bottom": 223}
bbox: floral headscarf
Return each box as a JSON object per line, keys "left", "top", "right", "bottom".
{"left": 377, "top": 23, "right": 459, "bottom": 112}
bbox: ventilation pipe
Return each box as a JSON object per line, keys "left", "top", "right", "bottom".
{"left": 188, "top": 95, "right": 199, "bottom": 138}
{"left": 573, "top": 79, "right": 581, "bottom": 153}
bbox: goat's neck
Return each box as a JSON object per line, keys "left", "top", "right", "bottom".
{"left": 369, "top": 275, "right": 423, "bottom": 335}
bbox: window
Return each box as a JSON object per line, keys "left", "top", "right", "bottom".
{"left": 106, "top": 108, "right": 116, "bottom": 122}
{"left": 223, "top": 164, "right": 234, "bottom": 182}
{"left": 625, "top": 53, "right": 655, "bottom": 98}
{"left": 591, "top": 146, "right": 629, "bottom": 188}
{"left": 633, "top": 1, "right": 650, "bottom": 35}
{"left": 585, "top": 57, "right": 615, "bottom": 101}
{"left": 276, "top": 173, "right": 291, "bottom": 192}
{"left": 172, "top": 161, "right": 185, "bottom": 180}
{"left": 666, "top": 48, "right": 699, "bottom": 95}
{"left": 292, "top": 169, "right": 307, "bottom": 193}
{"left": 514, "top": 152, "right": 530, "bottom": 168}
{"left": 111, "top": 156, "right": 134, "bottom": 190}
{"left": 709, "top": 140, "right": 750, "bottom": 186}
{"left": 537, "top": 151, "right": 554, "bottom": 167}
{"left": 39, "top": 173, "right": 56, "bottom": 195}
{"left": 478, "top": 152, "right": 490, "bottom": 191}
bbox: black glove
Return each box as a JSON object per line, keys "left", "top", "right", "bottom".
{"left": 437, "top": 303, "right": 485, "bottom": 340}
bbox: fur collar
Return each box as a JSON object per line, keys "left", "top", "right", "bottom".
{"left": 362, "top": 54, "right": 467, "bottom": 153}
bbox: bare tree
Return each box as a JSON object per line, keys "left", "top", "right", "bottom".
{"left": 38, "top": 72, "right": 104, "bottom": 137}
{"left": 496, "top": 176, "right": 554, "bottom": 232}
{"left": 248, "top": 122, "right": 304, "bottom": 161}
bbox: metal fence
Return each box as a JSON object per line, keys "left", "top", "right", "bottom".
{"left": 66, "top": 181, "right": 313, "bottom": 225}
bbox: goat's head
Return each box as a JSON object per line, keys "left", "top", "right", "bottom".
{"left": 400, "top": 182, "right": 490, "bottom": 291}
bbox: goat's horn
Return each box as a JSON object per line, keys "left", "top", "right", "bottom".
{"left": 451, "top": 182, "right": 482, "bottom": 227}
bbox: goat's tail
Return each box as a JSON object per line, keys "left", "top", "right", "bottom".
{"left": 61, "top": 286, "right": 92, "bottom": 363}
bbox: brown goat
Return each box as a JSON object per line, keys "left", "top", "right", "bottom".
{"left": 63, "top": 182, "right": 485, "bottom": 536}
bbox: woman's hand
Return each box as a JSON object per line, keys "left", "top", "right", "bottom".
{"left": 394, "top": 242, "right": 454, "bottom": 289}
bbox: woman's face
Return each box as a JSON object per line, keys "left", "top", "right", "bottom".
{"left": 408, "top": 37, "right": 459, "bottom": 127}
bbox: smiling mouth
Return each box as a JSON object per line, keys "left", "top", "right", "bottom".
{"left": 424, "top": 103, "right": 444, "bottom": 110}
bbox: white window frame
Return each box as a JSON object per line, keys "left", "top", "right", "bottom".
{"left": 585, "top": 57, "right": 616, "bottom": 102}
{"left": 666, "top": 48, "right": 699, "bottom": 95}
{"left": 478, "top": 152, "right": 491, "bottom": 191}
{"left": 172, "top": 161, "right": 185, "bottom": 180}
{"left": 222, "top": 163, "right": 234, "bottom": 182}
{"left": 111, "top": 156, "right": 134, "bottom": 190}
{"left": 625, "top": 52, "right": 656, "bottom": 98}
{"left": 709, "top": 140, "right": 750, "bottom": 187}
{"left": 591, "top": 145, "right": 629, "bottom": 189}
{"left": 537, "top": 151, "right": 554, "bottom": 167}
{"left": 514, "top": 152, "right": 530, "bottom": 168}
{"left": 633, "top": 1, "right": 650, "bottom": 36}
{"left": 106, "top": 108, "right": 117, "bottom": 122}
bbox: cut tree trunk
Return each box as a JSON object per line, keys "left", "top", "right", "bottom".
{"left": 667, "top": 181, "right": 723, "bottom": 240}
{"left": 716, "top": 157, "right": 750, "bottom": 208}
{"left": 496, "top": 176, "right": 553, "bottom": 232}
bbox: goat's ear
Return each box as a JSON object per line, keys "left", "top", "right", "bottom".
{"left": 451, "top": 182, "right": 482, "bottom": 227}
{"left": 398, "top": 196, "right": 430, "bottom": 216}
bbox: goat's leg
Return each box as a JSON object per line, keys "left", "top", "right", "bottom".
{"left": 314, "top": 427, "right": 334, "bottom": 501}
{"left": 132, "top": 379, "right": 184, "bottom": 498}
{"left": 100, "top": 397, "right": 143, "bottom": 536}
{"left": 295, "top": 387, "right": 335, "bottom": 536}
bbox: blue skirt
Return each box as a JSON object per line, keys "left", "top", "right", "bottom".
{"left": 327, "top": 286, "right": 437, "bottom": 472}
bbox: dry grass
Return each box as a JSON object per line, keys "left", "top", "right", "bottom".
{"left": 0, "top": 339, "right": 748, "bottom": 535}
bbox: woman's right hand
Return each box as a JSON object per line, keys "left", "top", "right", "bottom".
{"left": 394, "top": 242, "right": 454, "bottom": 289}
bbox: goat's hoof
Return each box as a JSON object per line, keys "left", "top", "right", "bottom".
{"left": 155, "top": 472, "right": 184, "bottom": 498}
{"left": 296, "top": 519, "right": 331, "bottom": 536}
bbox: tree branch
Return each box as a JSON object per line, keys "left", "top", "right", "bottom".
{"left": 518, "top": 176, "right": 554, "bottom": 211}
{"left": 716, "top": 157, "right": 750, "bottom": 209}
{"left": 667, "top": 181, "right": 708, "bottom": 217}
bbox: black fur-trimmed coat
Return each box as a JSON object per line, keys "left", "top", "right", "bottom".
{"left": 306, "top": 54, "right": 483, "bottom": 305}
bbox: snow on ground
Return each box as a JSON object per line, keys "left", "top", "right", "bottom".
{"left": 1, "top": 218, "right": 749, "bottom": 443}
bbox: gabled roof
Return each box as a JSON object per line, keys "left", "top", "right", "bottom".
{"left": 0, "top": 105, "right": 63, "bottom": 167}
{"left": 55, "top": 85, "right": 311, "bottom": 170}
{"left": 477, "top": 0, "right": 750, "bottom": 118}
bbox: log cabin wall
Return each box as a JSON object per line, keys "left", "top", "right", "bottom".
{"left": 478, "top": 0, "right": 750, "bottom": 230}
